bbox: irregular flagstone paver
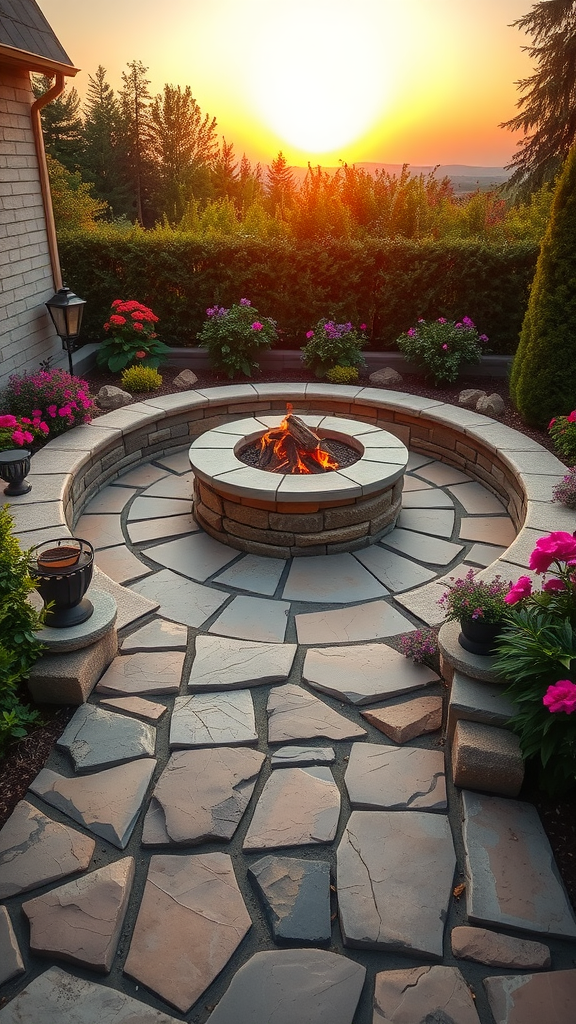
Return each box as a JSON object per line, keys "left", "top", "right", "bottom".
{"left": 100, "top": 696, "right": 167, "bottom": 721}
{"left": 303, "top": 644, "right": 439, "bottom": 705}
{"left": 373, "top": 965, "right": 481, "bottom": 1024}
{"left": 82, "top": 484, "right": 137, "bottom": 514}
{"left": 243, "top": 766, "right": 340, "bottom": 851}
{"left": 127, "top": 512, "right": 199, "bottom": 544}
{"left": 0, "top": 800, "right": 95, "bottom": 899}
{"left": 248, "top": 855, "right": 331, "bottom": 943}
{"left": 397, "top": 507, "right": 455, "bottom": 538}
{"left": 130, "top": 569, "right": 228, "bottom": 627}
{"left": 169, "top": 691, "right": 257, "bottom": 748}
{"left": 127, "top": 496, "right": 192, "bottom": 521}
{"left": 461, "top": 790, "right": 576, "bottom": 939}
{"left": 402, "top": 476, "right": 432, "bottom": 492}
{"left": 282, "top": 552, "right": 388, "bottom": 603}
{"left": 114, "top": 462, "right": 169, "bottom": 487}
{"left": 0, "top": 907, "right": 25, "bottom": 985}
{"left": 57, "top": 704, "right": 155, "bottom": 772}
{"left": 208, "top": 594, "right": 290, "bottom": 643}
{"left": 353, "top": 545, "right": 437, "bottom": 591}
{"left": 145, "top": 533, "right": 237, "bottom": 581}
{"left": 393, "top": 579, "right": 448, "bottom": 626}
{"left": 22, "top": 858, "right": 135, "bottom": 973}
{"left": 381, "top": 528, "right": 464, "bottom": 565}
{"left": 142, "top": 747, "right": 264, "bottom": 845}
{"left": 214, "top": 553, "right": 286, "bottom": 596}
{"left": 188, "top": 635, "right": 297, "bottom": 690}
{"left": 344, "top": 743, "right": 447, "bottom": 811}
{"left": 29, "top": 759, "right": 156, "bottom": 850}
{"left": 0, "top": 965, "right": 183, "bottom": 1023}
{"left": 337, "top": 810, "right": 456, "bottom": 957}
{"left": 361, "top": 695, "right": 443, "bottom": 743}
{"left": 466, "top": 541, "right": 507, "bottom": 567}
{"left": 267, "top": 684, "right": 367, "bottom": 743}
{"left": 124, "top": 852, "right": 251, "bottom": 1013}
{"left": 448, "top": 480, "right": 507, "bottom": 514}
{"left": 95, "top": 651, "right": 184, "bottom": 696}
{"left": 74, "top": 513, "right": 125, "bottom": 550}
{"left": 154, "top": 449, "right": 192, "bottom": 473}
{"left": 483, "top": 969, "right": 576, "bottom": 1024}
{"left": 413, "top": 461, "right": 469, "bottom": 486}
{"left": 144, "top": 472, "right": 195, "bottom": 499}
{"left": 451, "top": 925, "right": 551, "bottom": 969}
{"left": 121, "top": 617, "right": 188, "bottom": 652}
{"left": 94, "top": 545, "right": 152, "bottom": 585}
{"left": 401, "top": 487, "right": 455, "bottom": 507}
{"left": 295, "top": 600, "right": 413, "bottom": 645}
{"left": 206, "top": 949, "right": 365, "bottom": 1024}
{"left": 459, "top": 515, "right": 516, "bottom": 546}
{"left": 271, "top": 745, "right": 335, "bottom": 768}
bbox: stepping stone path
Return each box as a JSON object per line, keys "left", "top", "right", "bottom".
{"left": 2, "top": 450, "right": 576, "bottom": 1023}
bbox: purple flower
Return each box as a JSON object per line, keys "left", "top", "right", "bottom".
{"left": 407, "top": 328, "right": 416, "bottom": 337}
{"left": 437, "top": 317, "right": 447, "bottom": 324}
{"left": 251, "top": 321, "right": 263, "bottom": 331}
{"left": 239, "top": 298, "right": 251, "bottom": 306}
{"left": 442, "top": 344, "right": 448, "bottom": 350}
{"left": 306, "top": 330, "right": 314, "bottom": 339}
{"left": 479, "top": 334, "right": 489, "bottom": 343}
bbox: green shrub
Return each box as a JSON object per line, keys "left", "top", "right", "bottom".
{"left": 396, "top": 316, "right": 488, "bottom": 384}
{"left": 58, "top": 232, "right": 538, "bottom": 355}
{"left": 0, "top": 506, "right": 44, "bottom": 752}
{"left": 548, "top": 409, "right": 576, "bottom": 464}
{"left": 120, "top": 365, "right": 163, "bottom": 392}
{"left": 197, "top": 298, "right": 277, "bottom": 377}
{"left": 325, "top": 365, "right": 360, "bottom": 384}
{"left": 302, "top": 320, "right": 366, "bottom": 377}
{"left": 510, "top": 145, "right": 576, "bottom": 426}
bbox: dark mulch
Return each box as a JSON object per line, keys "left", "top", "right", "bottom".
{"left": 3, "top": 361, "right": 574, "bottom": 909}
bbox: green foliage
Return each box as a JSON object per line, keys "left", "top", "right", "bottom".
{"left": 97, "top": 299, "right": 169, "bottom": 372}
{"left": 510, "top": 145, "right": 576, "bottom": 426}
{"left": 548, "top": 410, "right": 576, "bottom": 463}
{"left": 120, "top": 365, "right": 163, "bottom": 391}
{"left": 197, "top": 299, "right": 277, "bottom": 377}
{"left": 302, "top": 320, "right": 366, "bottom": 377}
{"left": 396, "top": 316, "right": 488, "bottom": 384}
{"left": 325, "top": 365, "right": 360, "bottom": 384}
{"left": 493, "top": 608, "right": 576, "bottom": 795}
{"left": 47, "top": 155, "right": 108, "bottom": 231}
{"left": 0, "top": 507, "right": 44, "bottom": 753}
{"left": 58, "top": 233, "right": 538, "bottom": 355}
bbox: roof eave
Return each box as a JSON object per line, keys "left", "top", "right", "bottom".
{"left": 0, "top": 42, "right": 79, "bottom": 77}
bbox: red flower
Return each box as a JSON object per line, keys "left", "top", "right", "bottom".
{"left": 135, "top": 350, "right": 147, "bottom": 359}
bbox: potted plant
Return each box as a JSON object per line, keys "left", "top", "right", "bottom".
{"left": 438, "top": 568, "right": 510, "bottom": 655}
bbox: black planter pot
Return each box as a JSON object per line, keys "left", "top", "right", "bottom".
{"left": 32, "top": 538, "right": 94, "bottom": 628}
{"left": 458, "top": 617, "right": 504, "bottom": 657}
{"left": 0, "top": 449, "right": 31, "bottom": 495}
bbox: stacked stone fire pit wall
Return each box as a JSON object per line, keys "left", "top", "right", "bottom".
{"left": 9, "top": 383, "right": 569, "bottom": 594}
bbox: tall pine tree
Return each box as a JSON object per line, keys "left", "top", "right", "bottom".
{"left": 265, "top": 151, "right": 296, "bottom": 217}
{"left": 80, "top": 66, "right": 129, "bottom": 218}
{"left": 32, "top": 75, "right": 83, "bottom": 170}
{"left": 149, "top": 84, "right": 218, "bottom": 221}
{"left": 119, "top": 60, "right": 154, "bottom": 225}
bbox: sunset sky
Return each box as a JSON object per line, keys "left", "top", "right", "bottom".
{"left": 38, "top": 0, "right": 535, "bottom": 168}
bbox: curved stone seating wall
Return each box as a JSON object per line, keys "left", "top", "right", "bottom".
{"left": 9, "top": 383, "right": 570, "bottom": 595}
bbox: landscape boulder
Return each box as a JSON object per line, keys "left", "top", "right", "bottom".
{"left": 369, "top": 367, "right": 403, "bottom": 386}
{"left": 476, "top": 393, "right": 505, "bottom": 417}
{"left": 96, "top": 385, "right": 132, "bottom": 410}
{"left": 458, "top": 388, "right": 486, "bottom": 408}
{"left": 173, "top": 369, "right": 199, "bottom": 389}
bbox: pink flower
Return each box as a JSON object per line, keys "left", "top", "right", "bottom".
{"left": 407, "top": 328, "right": 416, "bottom": 337}
{"left": 442, "top": 344, "right": 448, "bottom": 350}
{"left": 251, "top": 322, "right": 263, "bottom": 331}
{"left": 306, "top": 330, "right": 314, "bottom": 339}
{"left": 58, "top": 406, "right": 72, "bottom": 418}
{"left": 505, "top": 576, "right": 532, "bottom": 604}
{"left": 543, "top": 680, "right": 576, "bottom": 714}
{"left": 542, "top": 577, "right": 567, "bottom": 592}
{"left": 529, "top": 531, "right": 576, "bottom": 573}
{"left": 567, "top": 411, "right": 576, "bottom": 423}
{"left": 360, "top": 324, "right": 367, "bottom": 330}
{"left": 11, "top": 430, "right": 26, "bottom": 445}
{"left": 47, "top": 405, "right": 57, "bottom": 418}
{"left": 437, "top": 317, "right": 447, "bottom": 324}
{"left": 548, "top": 418, "right": 556, "bottom": 429}
{"left": 31, "top": 409, "right": 42, "bottom": 418}
{"left": 135, "top": 350, "right": 147, "bottom": 359}
{"left": 39, "top": 422, "right": 49, "bottom": 435}
{"left": 239, "top": 298, "right": 251, "bottom": 306}
{"left": 0, "top": 414, "right": 18, "bottom": 429}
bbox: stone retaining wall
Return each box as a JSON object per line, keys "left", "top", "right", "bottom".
{"left": 8, "top": 383, "right": 570, "bottom": 598}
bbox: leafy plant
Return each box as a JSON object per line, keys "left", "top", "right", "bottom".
{"left": 197, "top": 298, "right": 277, "bottom": 377}
{"left": 438, "top": 568, "right": 510, "bottom": 624}
{"left": 553, "top": 467, "right": 576, "bottom": 509}
{"left": 399, "top": 627, "right": 439, "bottom": 668}
{"left": 120, "top": 365, "right": 163, "bottom": 392}
{"left": 548, "top": 409, "right": 576, "bottom": 464}
{"left": 396, "top": 316, "right": 488, "bottom": 385}
{"left": 5, "top": 369, "right": 95, "bottom": 436}
{"left": 325, "top": 365, "right": 360, "bottom": 384}
{"left": 97, "top": 299, "right": 170, "bottom": 372}
{"left": 0, "top": 506, "right": 45, "bottom": 753}
{"left": 0, "top": 413, "right": 49, "bottom": 452}
{"left": 301, "top": 319, "right": 366, "bottom": 377}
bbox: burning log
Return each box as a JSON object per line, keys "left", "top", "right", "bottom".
{"left": 257, "top": 413, "right": 339, "bottom": 474}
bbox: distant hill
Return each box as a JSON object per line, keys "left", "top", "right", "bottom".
{"left": 288, "top": 162, "right": 510, "bottom": 195}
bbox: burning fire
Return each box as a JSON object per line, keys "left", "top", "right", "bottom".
{"left": 258, "top": 404, "right": 339, "bottom": 474}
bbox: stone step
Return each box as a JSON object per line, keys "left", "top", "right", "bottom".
{"left": 448, "top": 670, "right": 515, "bottom": 740}
{"left": 462, "top": 790, "right": 576, "bottom": 940}
{"left": 452, "top": 720, "right": 524, "bottom": 798}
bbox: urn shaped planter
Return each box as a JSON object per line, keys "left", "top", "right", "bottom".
{"left": 32, "top": 538, "right": 94, "bottom": 628}
{"left": 458, "top": 617, "right": 504, "bottom": 657}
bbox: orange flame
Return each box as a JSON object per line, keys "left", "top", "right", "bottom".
{"left": 258, "top": 405, "right": 339, "bottom": 474}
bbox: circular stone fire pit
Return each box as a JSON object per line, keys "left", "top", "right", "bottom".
{"left": 189, "top": 415, "right": 409, "bottom": 557}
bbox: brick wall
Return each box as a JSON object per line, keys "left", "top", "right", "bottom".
{"left": 0, "top": 66, "right": 61, "bottom": 389}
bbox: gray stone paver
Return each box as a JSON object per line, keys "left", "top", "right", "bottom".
{"left": 381, "top": 528, "right": 464, "bottom": 565}
{"left": 169, "top": 691, "right": 257, "bottom": 747}
{"left": 57, "top": 704, "right": 155, "bottom": 771}
{"left": 0, "top": 907, "right": 24, "bottom": 985}
{"left": 146, "top": 532, "right": 238, "bottom": 581}
{"left": 4, "top": 433, "right": 576, "bottom": 1024}
{"left": 95, "top": 651, "right": 184, "bottom": 696}
{"left": 243, "top": 767, "right": 340, "bottom": 850}
{"left": 248, "top": 856, "right": 331, "bottom": 943}
{"left": 303, "top": 643, "right": 439, "bottom": 704}
{"left": 451, "top": 925, "right": 551, "bottom": 969}
{"left": 208, "top": 594, "right": 290, "bottom": 642}
{"left": 361, "top": 695, "right": 443, "bottom": 743}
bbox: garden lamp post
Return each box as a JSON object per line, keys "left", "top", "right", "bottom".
{"left": 46, "top": 285, "right": 86, "bottom": 375}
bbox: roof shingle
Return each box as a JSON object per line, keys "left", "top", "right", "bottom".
{"left": 0, "top": 0, "right": 73, "bottom": 66}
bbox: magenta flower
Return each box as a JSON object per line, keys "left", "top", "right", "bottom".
{"left": 407, "top": 328, "right": 416, "bottom": 337}
{"left": 437, "top": 317, "right": 447, "bottom": 324}
{"left": 529, "top": 531, "right": 576, "bottom": 573}
{"left": 442, "top": 344, "right": 448, "bottom": 351}
{"left": 548, "top": 418, "right": 556, "bottom": 429}
{"left": 543, "top": 680, "right": 576, "bottom": 714}
{"left": 47, "top": 405, "right": 57, "bottom": 418}
{"left": 251, "top": 322, "right": 263, "bottom": 331}
{"left": 239, "top": 298, "right": 251, "bottom": 306}
{"left": 542, "top": 577, "right": 567, "bottom": 592}
{"left": 479, "top": 334, "right": 489, "bottom": 343}
{"left": 360, "top": 324, "right": 367, "bottom": 330}
{"left": 0, "top": 414, "right": 18, "bottom": 429}
{"left": 505, "top": 576, "right": 532, "bottom": 604}
{"left": 567, "top": 410, "right": 576, "bottom": 423}
{"left": 306, "top": 330, "right": 314, "bottom": 339}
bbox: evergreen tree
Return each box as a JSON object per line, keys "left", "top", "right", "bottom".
{"left": 238, "top": 154, "right": 264, "bottom": 208}
{"left": 211, "top": 138, "right": 239, "bottom": 200}
{"left": 46, "top": 154, "right": 108, "bottom": 230}
{"left": 149, "top": 84, "right": 218, "bottom": 222}
{"left": 80, "top": 66, "right": 129, "bottom": 218}
{"left": 265, "top": 151, "right": 296, "bottom": 217}
{"left": 32, "top": 75, "right": 83, "bottom": 170}
{"left": 502, "top": 1, "right": 576, "bottom": 192}
{"left": 119, "top": 60, "right": 154, "bottom": 225}
{"left": 509, "top": 144, "right": 576, "bottom": 425}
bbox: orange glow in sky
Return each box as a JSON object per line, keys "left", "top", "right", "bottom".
{"left": 38, "top": 0, "right": 534, "bottom": 167}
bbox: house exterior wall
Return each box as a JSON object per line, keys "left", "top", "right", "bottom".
{"left": 0, "top": 65, "right": 60, "bottom": 389}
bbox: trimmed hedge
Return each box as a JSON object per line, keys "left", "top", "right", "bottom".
{"left": 59, "top": 234, "right": 538, "bottom": 354}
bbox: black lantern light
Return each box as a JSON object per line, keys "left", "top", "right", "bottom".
{"left": 45, "top": 285, "right": 86, "bottom": 375}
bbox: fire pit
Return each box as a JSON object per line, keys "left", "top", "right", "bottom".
{"left": 189, "top": 413, "right": 409, "bottom": 557}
